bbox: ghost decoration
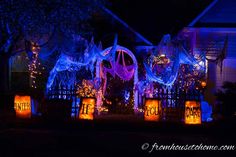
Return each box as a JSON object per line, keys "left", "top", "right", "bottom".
{"left": 201, "top": 101, "right": 213, "bottom": 122}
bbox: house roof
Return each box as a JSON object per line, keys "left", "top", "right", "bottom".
{"left": 106, "top": 0, "right": 213, "bottom": 44}
{"left": 101, "top": 7, "right": 153, "bottom": 46}
{"left": 189, "top": 0, "right": 236, "bottom": 27}
{"left": 92, "top": 8, "right": 154, "bottom": 47}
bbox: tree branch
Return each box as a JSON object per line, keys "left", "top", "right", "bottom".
{"left": 38, "top": 26, "right": 56, "bottom": 48}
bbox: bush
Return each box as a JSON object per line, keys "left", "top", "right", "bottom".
{"left": 215, "top": 82, "right": 236, "bottom": 119}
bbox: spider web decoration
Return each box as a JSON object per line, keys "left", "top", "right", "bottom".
{"left": 100, "top": 43, "right": 139, "bottom": 111}
{"left": 46, "top": 36, "right": 102, "bottom": 89}
{"left": 100, "top": 45, "right": 138, "bottom": 97}
{"left": 144, "top": 34, "right": 204, "bottom": 87}
{"left": 176, "top": 52, "right": 206, "bottom": 90}
{"left": 46, "top": 35, "right": 139, "bottom": 110}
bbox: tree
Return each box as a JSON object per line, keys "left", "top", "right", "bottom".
{"left": 0, "top": 0, "right": 105, "bottom": 92}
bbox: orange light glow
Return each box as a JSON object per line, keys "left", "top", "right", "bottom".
{"left": 201, "top": 81, "right": 207, "bottom": 88}
{"left": 185, "top": 101, "right": 201, "bottom": 124}
{"left": 79, "top": 98, "right": 96, "bottom": 120}
{"left": 14, "top": 95, "right": 31, "bottom": 118}
{"left": 144, "top": 99, "right": 162, "bottom": 121}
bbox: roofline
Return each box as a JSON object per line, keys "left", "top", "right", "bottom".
{"left": 188, "top": 0, "right": 219, "bottom": 27}
{"left": 182, "top": 27, "right": 236, "bottom": 33}
{"left": 101, "top": 7, "right": 153, "bottom": 46}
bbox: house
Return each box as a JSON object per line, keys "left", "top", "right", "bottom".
{"left": 178, "top": 0, "right": 236, "bottom": 105}
{"left": 9, "top": 0, "right": 236, "bottom": 106}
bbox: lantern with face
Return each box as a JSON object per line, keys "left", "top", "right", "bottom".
{"left": 144, "top": 99, "right": 162, "bottom": 121}
{"left": 79, "top": 97, "right": 96, "bottom": 120}
{"left": 14, "top": 95, "right": 31, "bottom": 118}
{"left": 185, "top": 101, "right": 201, "bottom": 124}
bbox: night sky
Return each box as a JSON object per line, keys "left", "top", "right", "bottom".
{"left": 108, "top": 0, "right": 213, "bottom": 44}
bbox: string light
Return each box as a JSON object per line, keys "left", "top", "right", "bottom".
{"left": 76, "top": 80, "right": 97, "bottom": 97}
{"left": 176, "top": 53, "right": 206, "bottom": 90}
{"left": 28, "top": 42, "right": 44, "bottom": 89}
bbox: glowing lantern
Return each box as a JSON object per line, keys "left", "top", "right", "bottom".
{"left": 185, "top": 101, "right": 201, "bottom": 124}
{"left": 201, "top": 81, "right": 207, "bottom": 88}
{"left": 79, "top": 97, "right": 96, "bottom": 120}
{"left": 14, "top": 95, "right": 31, "bottom": 118}
{"left": 144, "top": 99, "right": 162, "bottom": 121}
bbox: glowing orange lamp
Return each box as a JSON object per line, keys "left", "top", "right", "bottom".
{"left": 79, "top": 97, "right": 96, "bottom": 120}
{"left": 201, "top": 81, "right": 207, "bottom": 88}
{"left": 144, "top": 99, "right": 162, "bottom": 121}
{"left": 185, "top": 101, "right": 201, "bottom": 124}
{"left": 14, "top": 95, "right": 31, "bottom": 118}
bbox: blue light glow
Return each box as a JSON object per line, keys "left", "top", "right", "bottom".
{"left": 144, "top": 34, "right": 201, "bottom": 86}
{"left": 201, "top": 101, "right": 213, "bottom": 122}
{"left": 46, "top": 38, "right": 103, "bottom": 89}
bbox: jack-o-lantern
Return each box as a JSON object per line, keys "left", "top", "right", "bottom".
{"left": 185, "top": 101, "right": 201, "bottom": 124}
{"left": 144, "top": 99, "right": 162, "bottom": 121}
{"left": 79, "top": 97, "right": 96, "bottom": 120}
{"left": 14, "top": 95, "right": 31, "bottom": 118}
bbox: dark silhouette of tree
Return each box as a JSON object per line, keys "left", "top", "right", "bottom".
{"left": 0, "top": 0, "right": 105, "bottom": 92}
{"left": 215, "top": 81, "right": 236, "bottom": 119}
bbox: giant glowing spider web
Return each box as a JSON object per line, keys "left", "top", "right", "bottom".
{"left": 144, "top": 34, "right": 201, "bottom": 86}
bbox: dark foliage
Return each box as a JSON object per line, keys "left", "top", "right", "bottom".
{"left": 0, "top": 0, "right": 106, "bottom": 55}
{"left": 215, "top": 81, "right": 236, "bottom": 119}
